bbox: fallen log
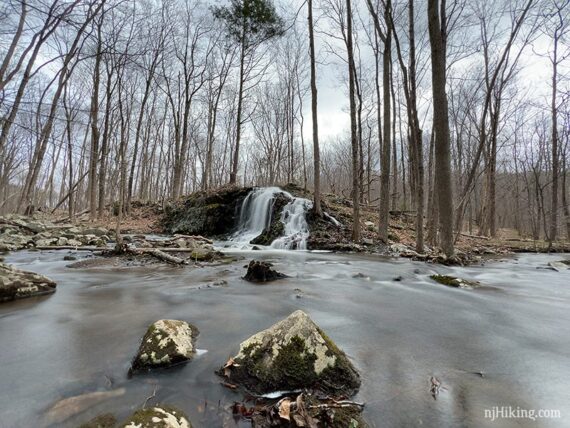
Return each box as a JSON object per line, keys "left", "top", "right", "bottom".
{"left": 137, "top": 248, "right": 188, "bottom": 265}
{"left": 35, "top": 246, "right": 206, "bottom": 253}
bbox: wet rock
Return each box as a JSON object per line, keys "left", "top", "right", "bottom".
{"left": 548, "top": 261, "right": 570, "bottom": 271}
{"left": 78, "top": 413, "right": 117, "bottom": 428}
{"left": 243, "top": 260, "right": 287, "bottom": 282}
{"left": 81, "top": 227, "right": 109, "bottom": 237}
{"left": 63, "top": 255, "right": 77, "bottom": 261}
{"left": 430, "top": 274, "right": 481, "bottom": 289}
{"left": 122, "top": 406, "right": 192, "bottom": 428}
{"left": 220, "top": 310, "right": 361, "bottom": 395}
{"left": 163, "top": 186, "right": 253, "bottom": 236}
{"left": 249, "top": 192, "right": 289, "bottom": 246}
{"left": 0, "top": 263, "right": 56, "bottom": 302}
{"left": 45, "top": 388, "right": 125, "bottom": 425}
{"left": 131, "top": 319, "right": 198, "bottom": 373}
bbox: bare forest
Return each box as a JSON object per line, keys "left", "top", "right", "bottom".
{"left": 1, "top": 0, "right": 569, "bottom": 255}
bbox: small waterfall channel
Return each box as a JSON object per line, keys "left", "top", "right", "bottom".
{"left": 230, "top": 187, "right": 313, "bottom": 250}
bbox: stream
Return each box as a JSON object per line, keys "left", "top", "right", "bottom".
{"left": 0, "top": 250, "right": 569, "bottom": 427}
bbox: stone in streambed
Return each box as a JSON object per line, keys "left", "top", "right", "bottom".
{"left": 122, "top": 406, "right": 192, "bottom": 428}
{"left": 430, "top": 274, "right": 481, "bottom": 289}
{"left": 78, "top": 413, "right": 117, "bottom": 428}
{"left": 131, "top": 320, "right": 198, "bottom": 373}
{"left": 220, "top": 310, "right": 361, "bottom": 395}
{"left": 243, "top": 260, "right": 287, "bottom": 282}
{"left": 0, "top": 263, "right": 56, "bottom": 302}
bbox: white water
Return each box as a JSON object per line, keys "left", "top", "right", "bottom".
{"left": 230, "top": 187, "right": 313, "bottom": 250}
{"left": 270, "top": 197, "right": 313, "bottom": 250}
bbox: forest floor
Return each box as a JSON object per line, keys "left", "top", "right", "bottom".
{"left": 46, "top": 186, "right": 570, "bottom": 264}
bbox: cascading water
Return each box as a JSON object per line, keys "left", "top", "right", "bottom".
{"left": 270, "top": 198, "right": 313, "bottom": 250}
{"left": 231, "top": 187, "right": 282, "bottom": 245}
{"left": 230, "top": 187, "right": 313, "bottom": 250}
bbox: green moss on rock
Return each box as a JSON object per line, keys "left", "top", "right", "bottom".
{"left": 163, "top": 186, "right": 253, "bottom": 236}
{"left": 79, "top": 413, "right": 117, "bottom": 428}
{"left": 221, "top": 310, "right": 360, "bottom": 395}
{"left": 131, "top": 320, "right": 199, "bottom": 373}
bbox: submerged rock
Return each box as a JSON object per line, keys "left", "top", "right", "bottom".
{"left": 79, "top": 413, "right": 117, "bottom": 428}
{"left": 243, "top": 260, "right": 287, "bottom": 282}
{"left": 122, "top": 406, "right": 192, "bottom": 428}
{"left": 220, "top": 310, "right": 361, "bottom": 395}
{"left": 0, "top": 263, "right": 56, "bottom": 302}
{"left": 45, "top": 388, "right": 125, "bottom": 425}
{"left": 548, "top": 261, "right": 570, "bottom": 271}
{"left": 430, "top": 274, "right": 481, "bottom": 289}
{"left": 131, "top": 320, "right": 198, "bottom": 373}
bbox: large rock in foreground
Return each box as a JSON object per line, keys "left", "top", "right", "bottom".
{"left": 131, "top": 320, "right": 198, "bottom": 373}
{"left": 122, "top": 406, "right": 192, "bottom": 428}
{"left": 221, "top": 310, "right": 360, "bottom": 395}
{"left": 0, "top": 263, "right": 56, "bottom": 302}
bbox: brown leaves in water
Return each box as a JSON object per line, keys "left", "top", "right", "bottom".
{"left": 231, "top": 393, "right": 324, "bottom": 427}
{"left": 222, "top": 357, "right": 240, "bottom": 378}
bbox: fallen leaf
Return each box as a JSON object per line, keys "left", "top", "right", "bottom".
{"left": 223, "top": 357, "right": 240, "bottom": 377}
{"left": 278, "top": 398, "right": 291, "bottom": 421}
{"left": 221, "top": 381, "right": 238, "bottom": 390}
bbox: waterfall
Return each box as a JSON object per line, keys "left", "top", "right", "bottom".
{"left": 230, "top": 187, "right": 312, "bottom": 250}
{"left": 270, "top": 198, "right": 313, "bottom": 250}
{"left": 231, "top": 187, "right": 282, "bottom": 245}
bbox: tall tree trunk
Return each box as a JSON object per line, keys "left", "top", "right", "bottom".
{"left": 428, "top": 0, "right": 454, "bottom": 257}
{"left": 549, "top": 24, "right": 560, "bottom": 249}
{"left": 378, "top": 0, "right": 392, "bottom": 243}
{"left": 346, "top": 0, "right": 360, "bottom": 241}
{"left": 308, "top": 0, "right": 322, "bottom": 217}
{"left": 88, "top": 18, "right": 103, "bottom": 220}
{"left": 230, "top": 38, "right": 246, "bottom": 185}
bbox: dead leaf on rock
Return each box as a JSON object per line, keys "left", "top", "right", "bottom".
{"left": 278, "top": 398, "right": 291, "bottom": 421}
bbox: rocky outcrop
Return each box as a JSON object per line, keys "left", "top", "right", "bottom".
{"left": 243, "top": 260, "right": 287, "bottom": 282}
{"left": 0, "top": 263, "right": 56, "bottom": 302}
{"left": 163, "top": 186, "right": 252, "bottom": 237}
{"left": 0, "top": 215, "right": 112, "bottom": 251}
{"left": 131, "top": 320, "right": 198, "bottom": 373}
{"left": 220, "top": 310, "right": 361, "bottom": 395}
{"left": 122, "top": 406, "right": 192, "bottom": 428}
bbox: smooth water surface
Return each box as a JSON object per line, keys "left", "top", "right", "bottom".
{"left": 1, "top": 250, "right": 569, "bottom": 427}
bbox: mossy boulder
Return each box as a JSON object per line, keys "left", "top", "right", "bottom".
{"left": 430, "top": 274, "right": 481, "bottom": 289}
{"left": 163, "top": 186, "right": 253, "bottom": 237}
{"left": 131, "top": 320, "right": 198, "bottom": 373}
{"left": 243, "top": 260, "right": 287, "bottom": 282}
{"left": 220, "top": 310, "right": 360, "bottom": 395}
{"left": 122, "top": 406, "right": 192, "bottom": 428}
{"left": 0, "top": 263, "right": 56, "bottom": 302}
